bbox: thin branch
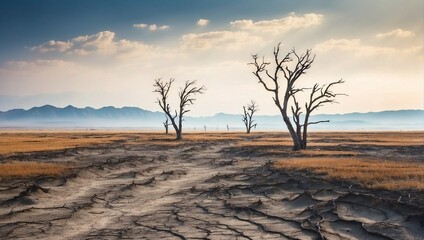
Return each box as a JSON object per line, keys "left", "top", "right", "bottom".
{"left": 303, "top": 120, "right": 330, "bottom": 126}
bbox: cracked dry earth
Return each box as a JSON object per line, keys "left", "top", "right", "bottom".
{"left": 0, "top": 134, "right": 423, "bottom": 239}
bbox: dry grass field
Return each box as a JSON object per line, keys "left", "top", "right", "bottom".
{"left": 275, "top": 157, "right": 424, "bottom": 190}
{"left": 0, "top": 131, "right": 127, "bottom": 155}
{"left": 0, "top": 161, "right": 68, "bottom": 179}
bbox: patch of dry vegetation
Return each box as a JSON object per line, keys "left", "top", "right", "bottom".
{"left": 293, "top": 150, "right": 359, "bottom": 157}
{"left": 232, "top": 131, "right": 424, "bottom": 149}
{"left": 0, "top": 132, "right": 127, "bottom": 154}
{"left": 235, "top": 140, "right": 293, "bottom": 147}
{"left": 309, "top": 131, "right": 424, "bottom": 146}
{"left": 234, "top": 133, "right": 293, "bottom": 147}
{"left": 127, "top": 132, "right": 245, "bottom": 146}
{"left": 275, "top": 157, "right": 424, "bottom": 190}
{"left": 184, "top": 133, "right": 244, "bottom": 142}
{"left": 0, "top": 161, "right": 69, "bottom": 179}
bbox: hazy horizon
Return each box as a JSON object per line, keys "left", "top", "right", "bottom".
{"left": 1, "top": 0, "right": 423, "bottom": 115}
{"left": 0, "top": 103, "right": 423, "bottom": 116}
{"left": 1, "top": 105, "right": 423, "bottom": 130}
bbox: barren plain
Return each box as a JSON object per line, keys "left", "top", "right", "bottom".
{"left": 0, "top": 131, "right": 423, "bottom": 239}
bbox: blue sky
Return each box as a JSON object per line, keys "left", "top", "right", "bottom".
{"left": 0, "top": 0, "right": 423, "bottom": 115}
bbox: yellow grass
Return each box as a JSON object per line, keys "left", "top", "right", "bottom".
{"left": 184, "top": 133, "right": 244, "bottom": 141}
{"left": 295, "top": 150, "right": 359, "bottom": 156}
{"left": 235, "top": 141, "right": 293, "bottom": 147}
{"left": 275, "top": 157, "right": 424, "bottom": 190}
{"left": 126, "top": 132, "right": 245, "bottom": 146}
{"left": 0, "top": 161, "right": 69, "bottom": 179}
{"left": 309, "top": 132, "right": 424, "bottom": 146}
{"left": 231, "top": 131, "right": 424, "bottom": 148}
{"left": 0, "top": 132, "right": 126, "bottom": 154}
{"left": 232, "top": 133, "right": 292, "bottom": 147}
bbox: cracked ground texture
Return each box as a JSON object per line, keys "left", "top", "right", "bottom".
{"left": 0, "top": 132, "right": 423, "bottom": 239}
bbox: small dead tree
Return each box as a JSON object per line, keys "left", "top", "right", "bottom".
{"left": 250, "top": 43, "right": 345, "bottom": 150}
{"left": 154, "top": 78, "right": 205, "bottom": 140}
{"left": 242, "top": 100, "right": 259, "bottom": 133}
{"left": 162, "top": 116, "right": 170, "bottom": 134}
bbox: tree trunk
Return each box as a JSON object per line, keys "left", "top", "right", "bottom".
{"left": 176, "top": 130, "right": 182, "bottom": 140}
{"left": 301, "top": 113, "right": 310, "bottom": 150}
{"left": 301, "top": 126, "right": 307, "bottom": 149}
{"left": 164, "top": 124, "right": 169, "bottom": 134}
{"left": 283, "top": 115, "right": 302, "bottom": 151}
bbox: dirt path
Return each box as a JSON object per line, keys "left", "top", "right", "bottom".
{"left": 0, "top": 138, "right": 423, "bottom": 239}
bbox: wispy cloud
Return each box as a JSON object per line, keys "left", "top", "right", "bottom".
{"left": 32, "top": 31, "right": 152, "bottom": 58}
{"left": 181, "top": 31, "right": 263, "bottom": 50}
{"left": 159, "top": 25, "right": 170, "bottom": 30}
{"left": 133, "top": 23, "right": 170, "bottom": 31}
{"left": 132, "top": 23, "right": 148, "bottom": 28}
{"left": 315, "top": 38, "right": 422, "bottom": 57}
{"left": 31, "top": 40, "right": 73, "bottom": 53}
{"left": 197, "top": 19, "right": 209, "bottom": 26}
{"left": 376, "top": 28, "right": 415, "bottom": 38}
{"left": 5, "top": 59, "right": 74, "bottom": 69}
{"left": 230, "top": 13, "right": 323, "bottom": 34}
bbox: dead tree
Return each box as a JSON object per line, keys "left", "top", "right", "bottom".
{"left": 154, "top": 78, "right": 205, "bottom": 140}
{"left": 250, "top": 43, "right": 345, "bottom": 150}
{"left": 291, "top": 80, "right": 345, "bottom": 149}
{"left": 242, "top": 100, "right": 259, "bottom": 133}
{"left": 162, "top": 116, "right": 170, "bottom": 134}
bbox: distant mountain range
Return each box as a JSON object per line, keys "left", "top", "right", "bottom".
{"left": 0, "top": 105, "right": 161, "bottom": 121}
{"left": 0, "top": 105, "right": 423, "bottom": 130}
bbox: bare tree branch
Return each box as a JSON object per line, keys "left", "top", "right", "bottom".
{"left": 154, "top": 78, "right": 205, "bottom": 140}
{"left": 249, "top": 55, "right": 275, "bottom": 92}
{"left": 303, "top": 120, "right": 330, "bottom": 126}
{"left": 242, "top": 101, "right": 259, "bottom": 134}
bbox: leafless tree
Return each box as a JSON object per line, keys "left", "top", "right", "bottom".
{"left": 154, "top": 78, "right": 205, "bottom": 140}
{"left": 291, "top": 80, "right": 345, "bottom": 149}
{"left": 242, "top": 100, "right": 259, "bottom": 134}
{"left": 162, "top": 116, "right": 170, "bottom": 134}
{"left": 250, "top": 43, "right": 345, "bottom": 150}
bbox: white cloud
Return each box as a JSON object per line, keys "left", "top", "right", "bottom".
{"left": 133, "top": 23, "right": 148, "bottom": 29}
{"left": 315, "top": 39, "right": 362, "bottom": 52}
{"left": 148, "top": 24, "right": 158, "bottom": 31}
{"left": 159, "top": 25, "right": 170, "bottom": 30}
{"left": 376, "top": 29, "right": 415, "bottom": 38}
{"left": 31, "top": 40, "right": 73, "bottom": 53}
{"left": 315, "top": 38, "right": 422, "bottom": 57}
{"left": 197, "top": 19, "right": 209, "bottom": 26}
{"left": 5, "top": 59, "right": 74, "bottom": 69}
{"left": 180, "top": 31, "right": 263, "bottom": 50}
{"left": 31, "top": 31, "right": 152, "bottom": 58}
{"left": 74, "top": 31, "right": 116, "bottom": 54}
{"left": 230, "top": 13, "right": 323, "bottom": 34}
{"left": 133, "top": 23, "right": 169, "bottom": 31}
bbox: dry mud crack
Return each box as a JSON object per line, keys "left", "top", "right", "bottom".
{"left": 0, "top": 139, "right": 423, "bottom": 240}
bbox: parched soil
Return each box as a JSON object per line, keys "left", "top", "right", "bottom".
{"left": 0, "top": 132, "right": 423, "bottom": 239}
